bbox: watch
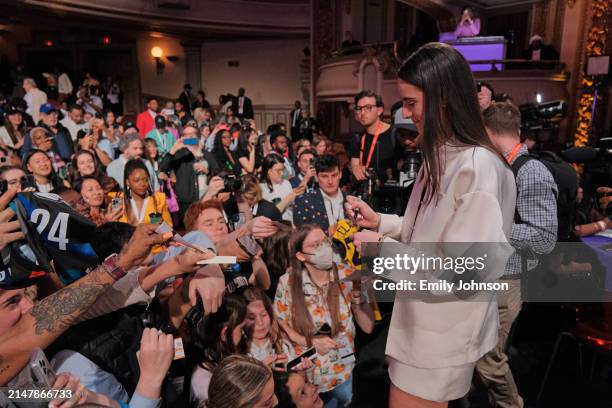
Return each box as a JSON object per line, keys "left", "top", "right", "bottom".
{"left": 103, "top": 253, "right": 127, "bottom": 281}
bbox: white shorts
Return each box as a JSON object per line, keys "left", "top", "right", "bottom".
{"left": 388, "top": 357, "right": 476, "bottom": 402}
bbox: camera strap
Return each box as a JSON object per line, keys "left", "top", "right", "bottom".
{"left": 359, "top": 123, "right": 382, "bottom": 168}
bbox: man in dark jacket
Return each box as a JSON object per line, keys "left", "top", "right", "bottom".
{"left": 178, "top": 83, "right": 193, "bottom": 116}
{"left": 294, "top": 154, "right": 345, "bottom": 232}
{"left": 22, "top": 103, "right": 74, "bottom": 161}
{"left": 160, "top": 125, "right": 219, "bottom": 224}
{"left": 232, "top": 87, "right": 254, "bottom": 120}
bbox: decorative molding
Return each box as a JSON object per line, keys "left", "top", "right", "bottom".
{"left": 573, "top": 0, "right": 610, "bottom": 146}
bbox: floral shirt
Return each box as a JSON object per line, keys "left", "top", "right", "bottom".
{"left": 274, "top": 262, "right": 356, "bottom": 392}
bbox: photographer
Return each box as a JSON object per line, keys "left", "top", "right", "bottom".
{"left": 349, "top": 90, "right": 399, "bottom": 184}
{"left": 259, "top": 154, "right": 304, "bottom": 223}
{"left": 290, "top": 148, "right": 317, "bottom": 190}
{"left": 294, "top": 154, "right": 345, "bottom": 233}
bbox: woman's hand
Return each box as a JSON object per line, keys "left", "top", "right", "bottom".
{"left": 291, "top": 356, "right": 314, "bottom": 372}
{"left": 173, "top": 248, "right": 215, "bottom": 273}
{"left": 312, "top": 336, "right": 337, "bottom": 356}
{"left": 344, "top": 195, "right": 380, "bottom": 230}
{"left": 159, "top": 172, "right": 169, "bottom": 181}
{"left": 293, "top": 184, "right": 306, "bottom": 197}
{"left": 169, "top": 138, "right": 185, "bottom": 155}
{"left": 105, "top": 203, "right": 123, "bottom": 222}
{"left": 0, "top": 188, "right": 17, "bottom": 211}
{"left": 194, "top": 162, "right": 207, "bottom": 174}
{"left": 188, "top": 274, "right": 225, "bottom": 314}
{"left": 135, "top": 328, "right": 174, "bottom": 400}
{"left": 353, "top": 230, "right": 383, "bottom": 252}
{"left": 206, "top": 176, "right": 225, "bottom": 198}
{"left": 48, "top": 373, "right": 89, "bottom": 408}
{"left": 247, "top": 216, "right": 278, "bottom": 239}
{"left": 263, "top": 354, "right": 289, "bottom": 372}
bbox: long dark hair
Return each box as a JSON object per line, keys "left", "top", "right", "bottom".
{"left": 259, "top": 153, "right": 285, "bottom": 191}
{"left": 397, "top": 42, "right": 504, "bottom": 203}
{"left": 194, "top": 294, "right": 248, "bottom": 372}
{"left": 2, "top": 113, "right": 26, "bottom": 147}
{"left": 23, "top": 149, "right": 65, "bottom": 191}
{"left": 122, "top": 158, "right": 160, "bottom": 224}
{"left": 262, "top": 223, "right": 293, "bottom": 297}
{"left": 68, "top": 150, "right": 105, "bottom": 187}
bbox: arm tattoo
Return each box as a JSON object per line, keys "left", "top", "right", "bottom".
{"left": 30, "top": 266, "right": 112, "bottom": 335}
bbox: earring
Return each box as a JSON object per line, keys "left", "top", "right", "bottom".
{"left": 126, "top": 186, "right": 131, "bottom": 199}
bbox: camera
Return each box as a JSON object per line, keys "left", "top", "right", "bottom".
{"left": 223, "top": 174, "right": 242, "bottom": 192}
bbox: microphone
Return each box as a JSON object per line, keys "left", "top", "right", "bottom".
{"left": 561, "top": 147, "right": 599, "bottom": 163}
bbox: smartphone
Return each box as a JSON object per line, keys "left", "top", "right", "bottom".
{"left": 0, "top": 179, "right": 7, "bottom": 194}
{"left": 184, "top": 138, "right": 199, "bottom": 145}
{"left": 315, "top": 323, "right": 332, "bottom": 337}
{"left": 30, "top": 348, "right": 56, "bottom": 388}
{"left": 287, "top": 347, "right": 317, "bottom": 370}
{"left": 237, "top": 234, "right": 262, "bottom": 257}
{"left": 21, "top": 175, "right": 37, "bottom": 190}
{"left": 111, "top": 197, "right": 122, "bottom": 210}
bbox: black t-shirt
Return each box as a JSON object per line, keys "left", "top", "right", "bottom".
{"left": 349, "top": 126, "right": 399, "bottom": 180}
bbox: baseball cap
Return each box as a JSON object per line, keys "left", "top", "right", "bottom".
{"left": 4, "top": 106, "right": 20, "bottom": 116}
{"left": 39, "top": 103, "right": 57, "bottom": 114}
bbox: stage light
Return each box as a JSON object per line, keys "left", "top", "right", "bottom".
{"left": 536, "top": 93, "right": 542, "bottom": 104}
{"left": 102, "top": 36, "right": 111, "bottom": 45}
{"left": 44, "top": 40, "right": 53, "bottom": 47}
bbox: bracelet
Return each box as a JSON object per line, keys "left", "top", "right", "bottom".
{"left": 351, "top": 293, "right": 364, "bottom": 305}
{"left": 374, "top": 214, "right": 382, "bottom": 231}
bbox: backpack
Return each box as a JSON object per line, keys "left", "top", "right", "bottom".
{"left": 510, "top": 151, "right": 578, "bottom": 241}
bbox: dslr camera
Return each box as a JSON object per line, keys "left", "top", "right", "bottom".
{"left": 223, "top": 174, "right": 242, "bottom": 192}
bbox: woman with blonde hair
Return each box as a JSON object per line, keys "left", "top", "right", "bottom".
{"left": 205, "top": 355, "right": 277, "bottom": 408}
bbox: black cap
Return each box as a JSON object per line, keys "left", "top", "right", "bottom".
{"left": 155, "top": 115, "right": 166, "bottom": 128}
{"left": 4, "top": 106, "right": 20, "bottom": 116}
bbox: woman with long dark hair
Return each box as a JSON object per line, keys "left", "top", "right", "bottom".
{"left": 67, "top": 149, "right": 118, "bottom": 193}
{"left": 0, "top": 106, "right": 27, "bottom": 153}
{"left": 213, "top": 128, "right": 241, "bottom": 176}
{"left": 259, "top": 154, "right": 303, "bottom": 223}
{"left": 274, "top": 225, "right": 374, "bottom": 407}
{"left": 115, "top": 158, "right": 172, "bottom": 226}
{"left": 237, "top": 128, "right": 262, "bottom": 175}
{"left": 347, "top": 43, "right": 516, "bottom": 407}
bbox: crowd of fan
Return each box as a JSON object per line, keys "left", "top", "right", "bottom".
{"left": 0, "top": 70, "right": 375, "bottom": 408}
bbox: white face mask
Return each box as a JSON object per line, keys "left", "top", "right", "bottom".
{"left": 304, "top": 241, "right": 334, "bottom": 270}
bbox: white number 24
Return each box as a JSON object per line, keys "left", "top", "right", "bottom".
{"left": 30, "top": 209, "right": 70, "bottom": 250}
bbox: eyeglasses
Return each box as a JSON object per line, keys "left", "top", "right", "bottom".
{"left": 354, "top": 104, "right": 376, "bottom": 113}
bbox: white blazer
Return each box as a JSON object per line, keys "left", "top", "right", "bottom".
{"left": 377, "top": 143, "right": 516, "bottom": 369}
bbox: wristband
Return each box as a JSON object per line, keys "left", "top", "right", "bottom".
{"left": 597, "top": 220, "right": 607, "bottom": 232}
{"left": 351, "top": 294, "right": 364, "bottom": 305}
{"left": 102, "top": 253, "right": 127, "bottom": 281}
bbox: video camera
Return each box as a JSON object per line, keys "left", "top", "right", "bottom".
{"left": 519, "top": 100, "right": 566, "bottom": 131}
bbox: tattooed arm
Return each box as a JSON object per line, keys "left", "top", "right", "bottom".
{"left": 0, "top": 224, "right": 169, "bottom": 385}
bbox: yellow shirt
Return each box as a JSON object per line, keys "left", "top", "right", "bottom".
{"left": 110, "top": 191, "right": 173, "bottom": 227}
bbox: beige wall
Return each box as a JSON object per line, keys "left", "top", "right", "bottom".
{"left": 201, "top": 39, "right": 309, "bottom": 106}
{"left": 137, "top": 35, "right": 186, "bottom": 99}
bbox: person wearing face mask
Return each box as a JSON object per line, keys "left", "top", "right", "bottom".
{"left": 274, "top": 225, "right": 374, "bottom": 408}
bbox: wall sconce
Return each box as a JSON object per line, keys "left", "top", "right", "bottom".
{"left": 151, "top": 46, "right": 165, "bottom": 75}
